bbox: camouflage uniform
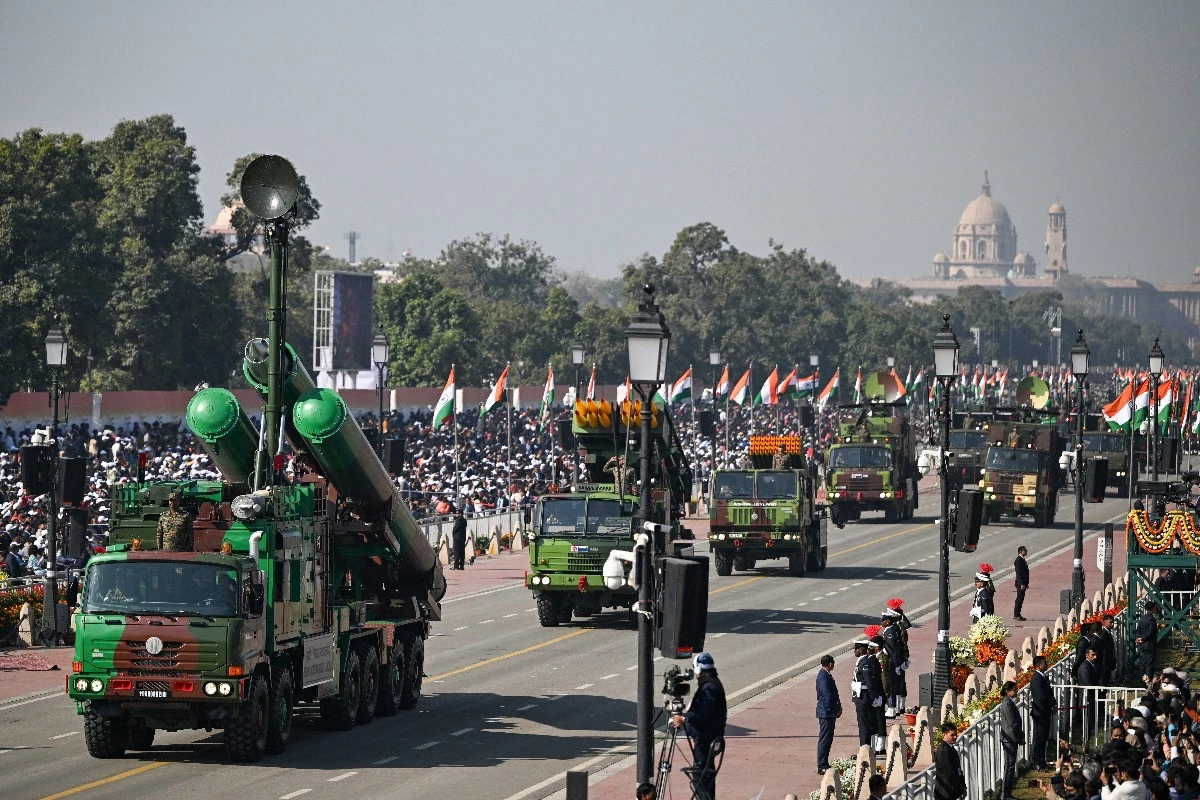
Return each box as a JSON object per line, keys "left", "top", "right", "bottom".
{"left": 157, "top": 505, "right": 194, "bottom": 551}
{"left": 771, "top": 449, "right": 789, "bottom": 470}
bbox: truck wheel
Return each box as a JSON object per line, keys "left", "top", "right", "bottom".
{"left": 398, "top": 631, "right": 424, "bottom": 711}
{"left": 356, "top": 645, "right": 379, "bottom": 725}
{"left": 265, "top": 668, "right": 294, "bottom": 754}
{"left": 884, "top": 506, "right": 898, "bottom": 524}
{"left": 806, "top": 538, "right": 820, "bottom": 572}
{"left": 376, "top": 641, "right": 404, "bottom": 717}
{"left": 818, "top": 547, "right": 828, "bottom": 570}
{"left": 555, "top": 595, "right": 573, "bottom": 624}
{"left": 1033, "top": 508, "right": 1048, "bottom": 528}
{"left": 127, "top": 719, "right": 155, "bottom": 750}
{"left": 788, "top": 553, "right": 807, "bottom": 577}
{"left": 226, "top": 675, "right": 269, "bottom": 762}
{"left": 733, "top": 555, "right": 749, "bottom": 571}
{"left": 714, "top": 550, "right": 733, "bottom": 576}
{"left": 537, "top": 594, "right": 560, "bottom": 627}
{"left": 84, "top": 712, "right": 128, "bottom": 758}
{"left": 320, "top": 648, "right": 362, "bottom": 731}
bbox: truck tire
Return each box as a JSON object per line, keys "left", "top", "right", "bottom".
{"left": 555, "top": 595, "right": 573, "bottom": 624}
{"left": 376, "top": 641, "right": 404, "bottom": 717}
{"left": 806, "top": 536, "right": 821, "bottom": 572}
{"left": 127, "top": 719, "right": 155, "bottom": 750}
{"left": 84, "top": 712, "right": 128, "bottom": 758}
{"left": 1033, "top": 507, "right": 1048, "bottom": 528}
{"left": 356, "top": 645, "right": 380, "bottom": 725}
{"left": 398, "top": 630, "right": 424, "bottom": 711}
{"left": 714, "top": 550, "right": 733, "bottom": 576}
{"left": 226, "top": 675, "right": 269, "bottom": 762}
{"left": 320, "top": 648, "right": 362, "bottom": 731}
{"left": 818, "top": 547, "right": 828, "bottom": 570}
{"left": 788, "top": 553, "right": 807, "bottom": 577}
{"left": 265, "top": 668, "right": 294, "bottom": 754}
{"left": 884, "top": 506, "right": 898, "bottom": 524}
{"left": 537, "top": 593, "right": 560, "bottom": 627}
{"left": 733, "top": 555, "right": 749, "bottom": 571}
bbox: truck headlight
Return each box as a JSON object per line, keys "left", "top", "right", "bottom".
{"left": 218, "top": 682, "right": 233, "bottom": 696}
{"left": 75, "top": 678, "right": 89, "bottom": 692}
{"left": 1028, "top": 488, "right": 1037, "bottom": 495}
{"left": 90, "top": 679, "right": 103, "bottom": 693}
{"left": 204, "top": 682, "right": 218, "bottom": 696}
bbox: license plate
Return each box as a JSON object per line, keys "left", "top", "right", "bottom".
{"left": 137, "top": 689, "right": 169, "bottom": 699}
{"left": 729, "top": 533, "right": 743, "bottom": 538}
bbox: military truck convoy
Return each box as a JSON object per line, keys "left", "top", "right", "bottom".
{"left": 824, "top": 397, "right": 920, "bottom": 527}
{"left": 946, "top": 412, "right": 994, "bottom": 492}
{"left": 709, "top": 434, "right": 826, "bottom": 577}
{"left": 979, "top": 412, "right": 1064, "bottom": 527}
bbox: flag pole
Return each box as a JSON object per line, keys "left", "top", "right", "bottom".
{"left": 452, "top": 363, "right": 460, "bottom": 510}
{"left": 723, "top": 366, "right": 730, "bottom": 463}
{"left": 506, "top": 367, "right": 513, "bottom": 492}
{"left": 1128, "top": 375, "right": 1136, "bottom": 509}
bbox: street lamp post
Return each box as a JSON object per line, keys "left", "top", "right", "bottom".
{"left": 624, "top": 285, "right": 671, "bottom": 791}
{"left": 1070, "top": 330, "right": 1090, "bottom": 611}
{"left": 931, "top": 314, "right": 960, "bottom": 707}
{"left": 372, "top": 330, "right": 390, "bottom": 459}
{"left": 708, "top": 344, "right": 721, "bottom": 484}
{"left": 1149, "top": 339, "right": 1164, "bottom": 481}
{"left": 572, "top": 341, "right": 586, "bottom": 486}
{"left": 43, "top": 318, "right": 68, "bottom": 645}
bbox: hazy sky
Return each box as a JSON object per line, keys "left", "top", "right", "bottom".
{"left": 4, "top": 3, "right": 1198, "bottom": 283}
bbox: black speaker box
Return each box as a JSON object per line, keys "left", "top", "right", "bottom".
{"left": 1159, "top": 438, "right": 1179, "bottom": 473}
{"left": 697, "top": 409, "right": 716, "bottom": 438}
{"left": 383, "top": 439, "right": 406, "bottom": 475}
{"left": 1084, "top": 457, "right": 1108, "bottom": 503}
{"left": 58, "top": 457, "right": 87, "bottom": 505}
{"left": 799, "top": 405, "right": 814, "bottom": 429}
{"left": 19, "top": 445, "right": 55, "bottom": 496}
{"left": 657, "top": 556, "right": 709, "bottom": 659}
{"left": 953, "top": 489, "right": 983, "bottom": 553}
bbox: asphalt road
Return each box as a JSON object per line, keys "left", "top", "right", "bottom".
{"left": 0, "top": 493, "right": 1130, "bottom": 800}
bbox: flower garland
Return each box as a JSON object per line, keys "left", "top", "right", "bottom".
{"left": 1127, "top": 510, "right": 1200, "bottom": 555}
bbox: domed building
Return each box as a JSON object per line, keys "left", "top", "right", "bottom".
{"left": 931, "top": 172, "right": 1033, "bottom": 279}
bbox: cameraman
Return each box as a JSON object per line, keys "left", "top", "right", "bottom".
{"left": 670, "top": 652, "right": 727, "bottom": 800}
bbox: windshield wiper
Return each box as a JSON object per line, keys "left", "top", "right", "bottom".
{"left": 177, "top": 611, "right": 219, "bottom": 622}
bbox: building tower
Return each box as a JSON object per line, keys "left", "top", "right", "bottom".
{"left": 1044, "top": 202, "right": 1067, "bottom": 281}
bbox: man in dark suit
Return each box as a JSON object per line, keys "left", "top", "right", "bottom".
{"left": 815, "top": 654, "right": 842, "bottom": 774}
{"left": 1029, "top": 655, "right": 1056, "bottom": 770}
{"left": 999, "top": 680, "right": 1022, "bottom": 800}
{"left": 1136, "top": 601, "right": 1159, "bottom": 682}
{"left": 934, "top": 721, "right": 966, "bottom": 800}
{"left": 1095, "top": 613, "right": 1117, "bottom": 685}
{"left": 450, "top": 508, "right": 468, "bottom": 570}
{"left": 1013, "top": 546, "right": 1029, "bottom": 621}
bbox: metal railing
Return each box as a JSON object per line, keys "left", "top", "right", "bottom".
{"left": 417, "top": 508, "right": 525, "bottom": 554}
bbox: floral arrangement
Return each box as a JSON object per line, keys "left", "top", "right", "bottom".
{"left": 968, "top": 614, "right": 1010, "bottom": 646}
{"left": 0, "top": 584, "right": 48, "bottom": 635}
{"left": 806, "top": 757, "right": 858, "bottom": 800}
{"left": 473, "top": 533, "right": 492, "bottom": 553}
{"left": 500, "top": 532, "right": 515, "bottom": 550}
{"left": 948, "top": 636, "right": 976, "bottom": 667}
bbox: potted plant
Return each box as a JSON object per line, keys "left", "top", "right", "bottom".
{"left": 500, "top": 531, "right": 514, "bottom": 551}
{"left": 948, "top": 636, "right": 976, "bottom": 692}
{"left": 968, "top": 615, "right": 1011, "bottom": 666}
{"left": 473, "top": 533, "right": 491, "bottom": 556}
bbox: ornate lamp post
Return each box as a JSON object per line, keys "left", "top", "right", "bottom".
{"left": 572, "top": 341, "right": 586, "bottom": 486}
{"left": 931, "top": 314, "right": 960, "bottom": 705}
{"left": 43, "top": 318, "right": 68, "bottom": 645}
{"left": 372, "top": 330, "right": 390, "bottom": 458}
{"left": 1149, "top": 339, "right": 1164, "bottom": 481}
{"left": 708, "top": 344, "right": 721, "bottom": 482}
{"left": 624, "top": 284, "right": 670, "bottom": 790}
{"left": 1070, "top": 330, "right": 1090, "bottom": 611}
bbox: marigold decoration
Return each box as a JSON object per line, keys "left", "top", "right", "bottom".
{"left": 1127, "top": 510, "right": 1174, "bottom": 553}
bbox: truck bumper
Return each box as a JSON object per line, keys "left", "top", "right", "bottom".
{"left": 69, "top": 673, "right": 246, "bottom": 725}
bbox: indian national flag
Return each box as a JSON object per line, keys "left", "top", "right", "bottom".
{"left": 670, "top": 367, "right": 693, "bottom": 405}
{"left": 586, "top": 364, "right": 596, "bottom": 401}
{"left": 433, "top": 366, "right": 456, "bottom": 428}
{"left": 853, "top": 368, "right": 862, "bottom": 403}
{"left": 714, "top": 365, "right": 730, "bottom": 400}
{"left": 617, "top": 376, "right": 631, "bottom": 405}
{"left": 730, "top": 369, "right": 752, "bottom": 406}
{"left": 817, "top": 368, "right": 840, "bottom": 411}
{"left": 1104, "top": 379, "right": 1145, "bottom": 431}
{"left": 890, "top": 367, "right": 907, "bottom": 398}
{"left": 758, "top": 366, "right": 779, "bottom": 406}
{"left": 795, "top": 371, "right": 817, "bottom": 398}
{"left": 538, "top": 364, "right": 555, "bottom": 428}
{"left": 480, "top": 363, "right": 508, "bottom": 417}
{"left": 778, "top": 368, "right": 798, "bottom": 400}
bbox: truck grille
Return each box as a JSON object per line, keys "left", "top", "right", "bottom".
{"left": 544, "top": 553, "right": 606, "bottom": 572}
{"left": 97, "top": 638, "right": 223, "bottom": 676}
{"left": 838, "top": 477, "right": 884, "bottom": 492}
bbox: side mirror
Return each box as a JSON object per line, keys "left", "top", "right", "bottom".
{"left": 249, "top": 584, "right": 265, "bottom": 616}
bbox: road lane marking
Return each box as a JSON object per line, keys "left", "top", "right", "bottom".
{"left": 280, "top": 791, "right": 312, "bottom": 799}
{"left": 626, "top": 665, "right": 637, "bottom": 671}
{"left": 575, "top": 683, "right": 594, "bottom": 690}
{"left": 49, "top": 731, "right": 79, "bottom": 740}
{"left": 796, "top": 602, "right": 807, "bottom": 606}
{"left": 414, "top": 741, "right": 440, "bottom": 750}
{"left": 372, "top": 756, "right": 401, "bottom": 765}
{"left": 451, "top": 727, "right": 473, "bottom": 736}
{"left": 546, "top": 693, "right": 567, "bottom": 701}
{"left": 504, "top": 613, "right": 519, "bottom": 618}
{"left": 829, "top": 523, "right": 927, "bottom": 558}
{"left": 427, "top": 628, "right": 591, "bottom": 682}
{"left": 601, "top": 673, "right": 619, "bottom": 680}
{"left": 38, "top": 762, "right": 166, "bottom": 800}
{"left": 711, "top": 632, "right": 727, "bottom": 638}
{"left": 709, "top": 575, "right": 762, "bottom": 595}
{"left": 730, "top": 625, "right": 744, "bottom": 631}
{"left": 454, "top": 626, "right": 468, "bottom": 631}
{"left": 766, "top": 612, "right": 779, "bottom": 617}
{"left": 328, "top": 772, "right": 358, "bottom": 782}
{"left": 851, "top": 582, "right": 863, "bottom": 587}
{"left": 518, "top": 704, "right": 537, "bottom": 711}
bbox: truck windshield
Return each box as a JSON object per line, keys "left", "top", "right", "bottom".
{"left": 1083, "top": 433, "right": 1127, "bottom": 453}
{"left": 586, "top": 499, "right": 633, "bottom": 535}
{"left": 985, "top": 448, "right": 1042, "bottom": 473}
{"left": 82, "top": 561, "right": 241, "bottom": 618}
{"left": 539, "top": 498, "right": 586, "bottom": 535}
{"left": 829, "top": 446, "right": 891, "bottom": 469}
{"left": 713, "top": 472, "right": 754, "bottom": 499}
{"left": 949, "top": 431, "right": 988, "bottom": 449}
{"left": 757, "top": 472, "right": 798, "bottom": 499}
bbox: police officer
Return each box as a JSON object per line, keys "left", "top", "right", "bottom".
{"left": 670, "top": 652, "right": 727, "bottom": 800}
{"left": 450, "top": 508, "right": 467, "bottom": 570}
{"left": 157, "top": 492, "right": 193, "bottom": 551}
{"left": 970, "top": 565, "right": 995, "bottom": 622}
{"left": 851, "top": 634, "right": 885, "bottom": 754}
{"left": 881, "top": 605, "right": 909, "bottom": 718}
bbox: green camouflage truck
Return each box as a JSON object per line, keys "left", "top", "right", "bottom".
{"left": 709, "top": 434, "right": 827, "bottom": 577}
{"left": 527, "top": 397, "right": 692, "bottom": 627}
{"left": 946, "top": 411, "right": 994, "bottom": 493}
{"left": 979, "top": 416, "right": 1064, "bottom": 527}
{"left": 1082, "top": 429, "right": 1132, "bottom": 497}
{"left": 824, "top": 402, "right": 920, "bottom": 527}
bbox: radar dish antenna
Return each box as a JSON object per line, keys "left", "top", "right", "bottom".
{"left": 1015, "top": 376, "right": 1050, "bottom": 410}
{"left": 240, "top": 155, "right": 299, "bottom": 220}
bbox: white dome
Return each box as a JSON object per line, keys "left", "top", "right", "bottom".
{"left": 1014, "top": 252, "right": 1031, "bottom": 265}
{"left": 1049, "top": 202, "right": 1065, "bottom": 215}
{"left": 933, "top": 252, "right": 950, "bottom": 263}
{"left": 957, "top": 173, "right": 1014, "bottom": 231}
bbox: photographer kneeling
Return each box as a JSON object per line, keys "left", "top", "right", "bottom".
{"left": 670, "top": 652, "right": 727, "bottom": 800}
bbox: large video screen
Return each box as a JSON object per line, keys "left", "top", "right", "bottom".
{"left": 332, "top": 272, "right": 374, "bottom": 371}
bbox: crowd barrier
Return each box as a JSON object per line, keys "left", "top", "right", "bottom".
{"left": 417, "top": 508, "right": 526, "bottom": 563}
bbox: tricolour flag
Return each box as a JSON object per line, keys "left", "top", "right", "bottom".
{"left": 433, "top": 366, "right": 456, "bottom": 428}
{"left": 731, "top": 369, "right": 752, "bottom": 406}
{"left": 617, "top": 376, "right": 632, "bottom": 405}
{"left": 817, "top": 368, "right": 840, "bottom": 411}
{"left": 853, "top": 368, "right": 862, "bottom": 403}
{"left": 778, "top": 368, "right": 799, "bottom": 400}
{"left": 757, "top": 366, "right": 779, "bottom": 406}
{"left": 586, "top": 364, "right": 596, "bottom": 401}
{"left": 714, "top": 365, "right": 730, "bottom": 400}
{"left": 795, "top": 371, "right": 817, "bottom": 398}
{"left": 890, "top": 367, "right": 907, "bottom": 398}
{"left": 538, "top": 364, "right": 555, "bottom": 428}
{"left": 670, "top": 367, "right": 693, "bottom": 405}
{"left": 480, "top": 363, "right": 508, "bottom": 417}
{"left": 1104, "top": 379, "right": 1144, "bottom": 432}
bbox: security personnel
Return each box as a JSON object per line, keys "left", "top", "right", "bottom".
{"left": 851, "top": 635, "right": 884, "bottom": 753}
{"left": 772, "top": 442, "right": 789, "bottom": 470}
{"left": 670, "top": 652, "right": 726, "bottom": 800}
{"left": 881, "top": 605, "right": 909, "bottom": 718}
{"left": 450, "top": 508, "right": 468, "bottom": 570}
{"left": 156, "top": 492, "right": 193, "bottom": 551}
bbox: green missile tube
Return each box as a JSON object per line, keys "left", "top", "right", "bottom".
{"left": 292, "top": 388, "right": 437, "bottom": 576}
{"left": 242, "top": 338, "right": 317, "bottom": 448}
{"left": 185, "top": 388, "right": 257, "bottom": 484}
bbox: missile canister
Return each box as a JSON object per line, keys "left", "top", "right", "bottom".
{"left": 185, "top": 388, "right": 257, "bottom": 484}
{"left": 292, "top": 387, "right": 437, "bottom": 576}
{"left": 242, "top": 338, "right": 317, "bottom": 449}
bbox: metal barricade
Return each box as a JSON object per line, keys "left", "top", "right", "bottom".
{"left": 418, "top": 508, "right": 524, "bottom": 554}
{"left": 1050, "top": 684, "right": 1143, "bottom": 753}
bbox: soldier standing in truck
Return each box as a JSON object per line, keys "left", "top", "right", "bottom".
{"left": 157, "top": 493, "right": 193, "bottom": 551}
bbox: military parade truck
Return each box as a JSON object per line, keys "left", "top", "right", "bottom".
{"left": 709, "top": 434, "right": 827, "bottom": 577}
{"left": 67, "top": 156, "right": 445, "bottom": 762}
{"left": 1081, "top": 426, "right": 1133, "bottom": 497}
{"left": 824, "top": 394, "right": 920, "bottom": 527}
{"left": 979, "top": 412, "right": 1064, "bottom": 527}
{"left": 946, "top": 412, "right": 994, "bottom": 492}
{"left": 527, "top": 397, "right": 693, "bottom": 627}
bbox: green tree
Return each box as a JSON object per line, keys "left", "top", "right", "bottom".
{"left": 218, "top": 153, "right": 320, "bottom": 260}
{"left": 376, "top": 269, "right": 484, "bottom": 385}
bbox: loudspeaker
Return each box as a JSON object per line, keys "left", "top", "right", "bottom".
{"left": 58, "top": 457, "right": 87, "bottom": 505}
{"left": 383, "top": 439, "right": 406, "bottom": 475}
{"left": 1159, "top": 438, "right": 1180, "bottom": 473}
{"left": 952, "top": 489, "right": 983, "bottom": 553}
{"left": 19, "top": 445, "right": 55, "bottom": 496}
{"left": 657, "top": 556, "right": 709, "bottom": 659}
{"left": 698, "top": 410, "right": 716, "bottom": 438}
{"left": 66, "top": 508, "right": 88, "bottom": 559}
{"left": 1084, "top": 457, "right": 1108, "bottom": 503}
{"left": 918, "top": 672, "right": 934, "bottom": 709}
{"left": 799, "top": 405, "right": 814, "bottom": 429}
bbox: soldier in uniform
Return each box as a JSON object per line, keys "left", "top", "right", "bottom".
{"left": 771, "top": 442, "right": 789, "bottom": 471}
{"left": 881, "top": 605, "right": 910, "bottom": 718}
{"left": 851, "top": 634, "right": 885, "bottom": 755}
{"left": 157, "top": 492, "right": 193, "bottom": 551}
{"left": 602, "top": 455, "right": 635, "bottom": 495}
{"left": 867, "top": 629, "right": 889, "bottom": 754}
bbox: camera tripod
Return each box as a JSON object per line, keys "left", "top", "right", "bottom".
{"left": 650, "top": 702, "right": 721, "bottom": 800}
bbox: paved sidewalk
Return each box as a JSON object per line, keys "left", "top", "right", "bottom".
{"left": 583, "top": 517, "right": 1129, "bottom": 800}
